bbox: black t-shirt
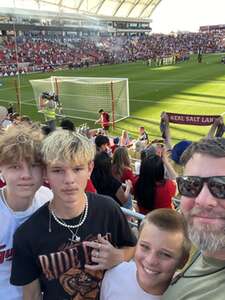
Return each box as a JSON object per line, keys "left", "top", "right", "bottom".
{"left": 10, "top": 193, "right": 136, "bottom": 300}
{"left": 92, "top": 175, "right": 122, "bottom": 205}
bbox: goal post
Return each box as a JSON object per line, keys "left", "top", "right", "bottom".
{"left": 30, "top": 76, "right": 130, "bottom": 124}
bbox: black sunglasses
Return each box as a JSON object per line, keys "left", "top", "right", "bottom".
{"left": 176, "top": 176, "right": 225, "bottom": 199}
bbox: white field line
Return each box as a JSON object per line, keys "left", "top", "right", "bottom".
{"left": 0, "top": 96, "right": 223, "bottom": 109}
{"left": 129, "top": 98, "right": 225, "bottom": 107}
{"left": 0, "top": 81, "right": 224, "bottom": 108}
{"left": 0, "top": 79, "right": 224, "bottom": 94}
{"left": 130, "top": 79, "right": 225, "bottom": 84}
{"left": 22, "top": 98, "right": 36, "bottom": 103}
{"left": 0, "top": 98, "right": 36, "bottom": 106}
{"left": 0, "top": 97, "right": 223, "bottom": 123}
{"left": 0, "top": 84, "right": 30, "bottom": 91}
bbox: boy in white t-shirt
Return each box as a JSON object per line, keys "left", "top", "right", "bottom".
{"left": 0, "top": 124, "right": 53, "bottom": 300}
{"left": 100, "top": 209, "right": 191, "bottom": 300}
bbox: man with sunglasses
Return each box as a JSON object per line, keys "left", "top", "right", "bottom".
{"left": 162, "top": 137, "right": 225, "bottom": 300}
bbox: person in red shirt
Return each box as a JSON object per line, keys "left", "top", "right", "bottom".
{"left": 134, "top": 154, "right": 176, "bottom": 215}
{"left": 85, "top": 178, "right": 96, "bottom": 193}
{"left": 95, "top": 109, "right": 110, "bottom": 132}
{"left": 112, "top": 146, "right": 137, "bottom": 189}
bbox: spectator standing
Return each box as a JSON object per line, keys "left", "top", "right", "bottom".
{"left": 95, "top": 109, "right": 110, "bottom": 133}
{"left": 91, "top": 151, "right": 132, "bottom": 207}
{"left": 134, "top": 154, "right": 176, "bottom": 214}
{"left": 112, "top": 146, "right": 137, "bottom": 188}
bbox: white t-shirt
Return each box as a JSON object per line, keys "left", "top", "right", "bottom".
{"left": 100, "top": 260, "right": 161, "bottom": 300}
{"left": 0, "top": 186, "right": 53, "bottom": 300}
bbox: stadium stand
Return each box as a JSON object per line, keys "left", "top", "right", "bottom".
{"left": 1, "top": 31, "right": 225, "bottom": 77}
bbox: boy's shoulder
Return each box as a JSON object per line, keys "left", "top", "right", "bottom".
{"left": 87, "top": 192, "right": 120, "bottom": 211}
{"left": 14, "top": 202, "right": 49, "bottom": 238}
{"left": 107, "top": 260, "right": 135, "bottom": 275}
{"left": 103, "top": 261, "right": 136, "bottom": 289}
{"left": 87, "top": 192, "right": 127, "bottom": 220}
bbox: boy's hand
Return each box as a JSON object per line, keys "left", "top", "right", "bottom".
{"left": 125, "top": 179, "right": 132, "bottom": 189}
{"left": 84, "top": 234, "right": 123, "bottom": 271}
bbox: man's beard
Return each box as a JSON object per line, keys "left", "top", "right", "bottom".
{"left": 187, "top": 209, "right": 225, "bottom": 252}
{"left": 188, "top": 224, "right": 225, "bottom": 252}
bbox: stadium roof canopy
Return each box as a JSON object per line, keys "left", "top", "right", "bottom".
{"left": 0, "top": 0, "right": 161, "bottom": 19}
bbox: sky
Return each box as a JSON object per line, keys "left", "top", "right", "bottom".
{"left": 151, "top": 0, "right": 225, "bottom": 33}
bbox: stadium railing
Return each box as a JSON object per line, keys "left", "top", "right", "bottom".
{"left": 121, "top": 207, "right": 144, "bottom": 228}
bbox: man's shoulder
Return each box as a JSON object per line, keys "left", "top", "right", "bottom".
{"left": 162, "top": 252, "right": 225, "bottom": 300}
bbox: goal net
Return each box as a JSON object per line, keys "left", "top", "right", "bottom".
{"left": 30, "top": 76, "right": 129, "bottom": 123}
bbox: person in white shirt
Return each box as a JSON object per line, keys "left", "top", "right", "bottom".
{"left": 0, "top": 124, "right": 53, "bottom": 300}
{"left": 100, "top": 209, "right": 191, "bottom": 300}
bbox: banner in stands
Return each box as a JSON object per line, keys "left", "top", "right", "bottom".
{"left": 166, "top": 112, "right": 220, "bottom": 126}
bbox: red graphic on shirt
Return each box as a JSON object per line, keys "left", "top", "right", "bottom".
{"left": 0, "top": 245, "right": 14, "bottom": 264}
{"left": 0, "top": 244, "right": 5, "bottom": 250}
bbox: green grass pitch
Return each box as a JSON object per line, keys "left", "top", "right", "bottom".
{"left": 0, "top": 53, "right": 224, "bottom": 144}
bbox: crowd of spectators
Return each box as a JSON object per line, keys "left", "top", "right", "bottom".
{"left": 1, "top": 99, "right": 225, "bottom": 299}
{"left": 1, "top": 29, "right": 225, "bottom": 76}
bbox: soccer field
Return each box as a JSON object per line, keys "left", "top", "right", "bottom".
{"left": 0, "top": 53, "right": 224, "bottom": 143}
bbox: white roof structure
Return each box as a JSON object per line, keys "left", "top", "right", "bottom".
{"left": 0, "top": 0, "right": 161, "bottom": 20}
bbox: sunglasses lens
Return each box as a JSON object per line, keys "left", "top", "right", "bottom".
{"left": 177, "top": 176, "right": 202, "bottom": 197}
{"left": 208, "top": 177, "right": 225, "bottom": 199}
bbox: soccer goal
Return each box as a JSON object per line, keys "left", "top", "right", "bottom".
{"left": 30, "top": 76, "right": 130, "bottom": 124}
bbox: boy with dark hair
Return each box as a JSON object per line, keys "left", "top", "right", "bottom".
{"left": 60, "top": 118, "right": 75, "bottom": 131}
{"left": 95, "top": 135, "right": 110, "bottom": 153}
